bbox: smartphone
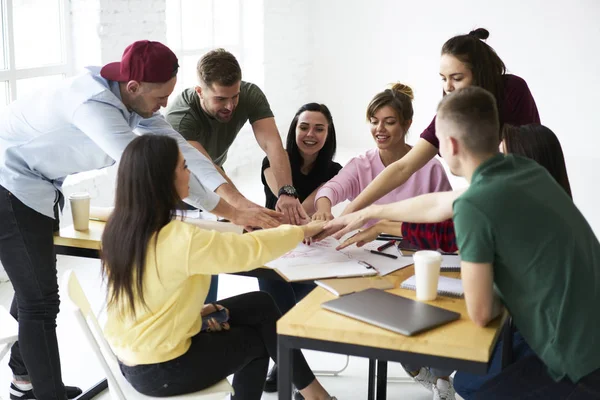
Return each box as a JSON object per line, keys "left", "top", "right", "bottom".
{"left": 200, "top": 308, "right": 229, "bottom": 332}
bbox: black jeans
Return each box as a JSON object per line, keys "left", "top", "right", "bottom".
{"left": 0, "top": 185, "right": 66, "bottom": 399}
{"left": 474, "top": 356, "right": 600, "bottom": 399}
{"left": 119, "top": 291, "right": 316, "bottom": 399}
{"left": 258, "top": 278, "right": 315, "bottom": 316}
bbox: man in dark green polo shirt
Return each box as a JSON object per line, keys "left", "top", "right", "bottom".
{"left": 165, "top": 48, "right": 306, "bottom": 225}
{"left": 433, "top": 87, "right": 600, "bottom": 399}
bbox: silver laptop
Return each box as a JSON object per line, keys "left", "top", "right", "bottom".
{"left": 321, "top": 288, "right": 460, "bottom": 336}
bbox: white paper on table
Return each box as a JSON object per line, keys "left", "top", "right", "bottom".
{"left": 266, "top": 232, "right": 414, "bottom": 280}
{"left": 274, "top": 260, "right": 378, "bottom": 281}
{"left": 265, "top": 237, "right": 351, "bottom": 269}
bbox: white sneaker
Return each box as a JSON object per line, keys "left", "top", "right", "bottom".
{"left": 404, "top": 366, "right": 437, "bottom": 393}
{"left": 433, "top": 378, "right": 456, "bottom": 400}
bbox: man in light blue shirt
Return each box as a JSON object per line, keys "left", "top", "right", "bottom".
{"left": 0, "top": 40, "right": 281, "bottom": 400}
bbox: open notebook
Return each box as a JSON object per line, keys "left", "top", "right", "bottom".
{"left": 265, "top": 236, "right": 413, "bottom": 281}
{"left": 400, "top": 275, "right": 464, "bottom": 298}
{"left": 441, "top": 255, "right": 461, "bottom": 271}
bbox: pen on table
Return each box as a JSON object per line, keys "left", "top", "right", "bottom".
{"left": 377, "top": 240, "right": 396, "bottom": 252}
{"left": 376, "top": 234, "right": 403, "bottom": 241}
{"left": 367, "top": 249, "right": 398, "bottom": 259}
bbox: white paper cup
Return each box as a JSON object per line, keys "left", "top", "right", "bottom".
{"left": 413, "top": 250, "right": 442, "bottom": 301}
{"left": 69, "top": 192, "right": 91, "bottom": 231}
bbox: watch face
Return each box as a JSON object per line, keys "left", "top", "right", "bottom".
{"left": 279, "top": 185, "right": 298, "bottom": 198}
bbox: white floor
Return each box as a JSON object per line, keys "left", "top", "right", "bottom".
{"left": 0, "top": 255, "right": 460, "bottom": 400}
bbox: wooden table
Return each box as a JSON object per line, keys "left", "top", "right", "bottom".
{"left": 277, "top": 267, "right": 507, "bottom": 400}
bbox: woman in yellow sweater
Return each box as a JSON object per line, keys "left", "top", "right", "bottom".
{"left": 101, "top": 135, "right": 335, "bottom": 400}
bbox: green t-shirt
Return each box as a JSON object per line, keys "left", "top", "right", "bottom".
{"left": 453, "top": 153, "right": 600, "bottom": 383}
{"left": 165, "top": 81, "right": 274, "bottom": 166}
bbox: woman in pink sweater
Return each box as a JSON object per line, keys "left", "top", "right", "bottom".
{"left": 313, "top": 83, "right": 452, "bottom": 222}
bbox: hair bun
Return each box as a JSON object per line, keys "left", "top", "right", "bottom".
{"left": 469, "top": 28, "right": 490, "bottom": 40}
{"left": 390, "top": 82, "right": 414, "bottom": 100}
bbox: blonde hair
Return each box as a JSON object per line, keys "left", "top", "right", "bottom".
{"left": 366, "top": 82, "right": 414, "bottom": 126}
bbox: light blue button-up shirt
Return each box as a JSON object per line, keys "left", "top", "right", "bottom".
{"left": 0, "top": 67, "right": 226, "bottom": 218}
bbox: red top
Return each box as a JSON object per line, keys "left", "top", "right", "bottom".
{"left": 420, "top": 74, "right": 540, "bottom": 148}
{"left": 401, "top": 220, "right": 457, "bottom": 253}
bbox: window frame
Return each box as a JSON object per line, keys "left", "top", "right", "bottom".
{"left": 0, "top": 0, "right": 74, "bottom": 102}
{"left": 167, "top": 0, "right": 245, "bottom": 92}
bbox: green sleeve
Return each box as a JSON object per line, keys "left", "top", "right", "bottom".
{"left": 246, "top": 84, "right": 274, "bottom": 124}
{"left": 453, "top": 197, "right": 495, "bottom": 263}
{"left": 170, "top": 114, "right": 204, "bottom": 143}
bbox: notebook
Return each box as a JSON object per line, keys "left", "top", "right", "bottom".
{"left": 265, "top": 236, "right": 412, "bottom": 281}
{"left": 440, "top": 255, "right": 461, "bottom": 271}
{"left": 400, "top": 275, "right": 464, "bottom": 298}
{"left": 315, "top": 276, "right": 395, "bottom": 296}
{"left": 321, "top": 288, "right": 461, "bottom": 336}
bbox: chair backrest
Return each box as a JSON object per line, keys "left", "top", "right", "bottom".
{"left": 61, "top": 269, "right": 234, "bottom": 400}
{"left": 62, "top": 269, "right": 127, "bottom": 400}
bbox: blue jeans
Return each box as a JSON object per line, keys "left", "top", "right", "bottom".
{"left": 257, "top": 278, "right": 315, "bottom": 315}
{"left": 205, "top": 275, "right": 219, "bottom": 303}
{"left": 474, "top": 356, "right": 600, "bottom": 399}
{"left": 0, "top": 185, "right": 67, "bottom": 399}
{"left": 455, "top": 330, "right": 534, "bottom": 399}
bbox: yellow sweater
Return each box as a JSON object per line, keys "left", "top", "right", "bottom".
{"left": 104, "top": 221, "right": 303, "bottom": 365}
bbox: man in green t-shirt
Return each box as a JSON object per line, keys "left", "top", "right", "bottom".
{"left": 435, "top": 87, "right": 600, "bottom": 398}
{"left": 327, "top": 87, "right": 600, "bottom": 399}
{"left": 165, "top": 49, "right": 307, "bottom": 225}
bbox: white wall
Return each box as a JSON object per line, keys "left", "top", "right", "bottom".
{"left": 52, "top": 0, "right": 600, "bottom": 237}
{"left": 305, "top": 0, "right": 600, "bottom": 235}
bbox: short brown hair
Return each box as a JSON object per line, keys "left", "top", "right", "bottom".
{"left": 366, "top": 83, "right": 414, "bottom": 136}
{"left": 437, "top": 86, "right": 499, "bottom": 154}
{"left": 197, "top": 48, "right": 241, "bottom": 87}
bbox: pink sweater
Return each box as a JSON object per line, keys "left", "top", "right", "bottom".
{"left": 316, "top": 148, "right": 452, "bottom": 208}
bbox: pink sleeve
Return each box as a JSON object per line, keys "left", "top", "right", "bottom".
{"left": 429, "top": 162, "right": 453, "bottom": 192}
{"left": 420, "top": 116, "right": 439, "bottom": 149}
{"left": 315, "top": 158, "right": 363, "bottom": 207}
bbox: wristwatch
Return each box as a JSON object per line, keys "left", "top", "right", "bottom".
{"left": 278, "top": 185, "right": 299, "bottom": 199}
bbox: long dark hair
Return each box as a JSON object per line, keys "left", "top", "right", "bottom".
{"left": 442, "top": 28, "right": 506, "bottom": 125}
{"left": 286, "top": 103, "right": 337, "bottom": 173}
{"left": 101, "top": 135, "right": 181, "bottom": 316}
{"left": 503, "top": 124, "right": 572, "bottom": 198}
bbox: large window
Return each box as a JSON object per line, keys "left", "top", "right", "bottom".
{"left": 166, "top": 0, "right": 244, "bottom": 94}
{"left": 0, "top": 0, "right": 72, "bottom": 109}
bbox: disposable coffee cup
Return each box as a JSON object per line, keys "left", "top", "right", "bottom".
{"left": 69, "top": 192, "right": 91, "bottom": 231}
{"left": 413, "top": 250, "right": 442, "bottom": 301}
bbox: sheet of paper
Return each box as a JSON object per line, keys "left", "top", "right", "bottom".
{"left": 267, "top": 232, "right": 414, "bottom": 279}
{"left": 265, "top": 237, "right": 351, "bottom": 269}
